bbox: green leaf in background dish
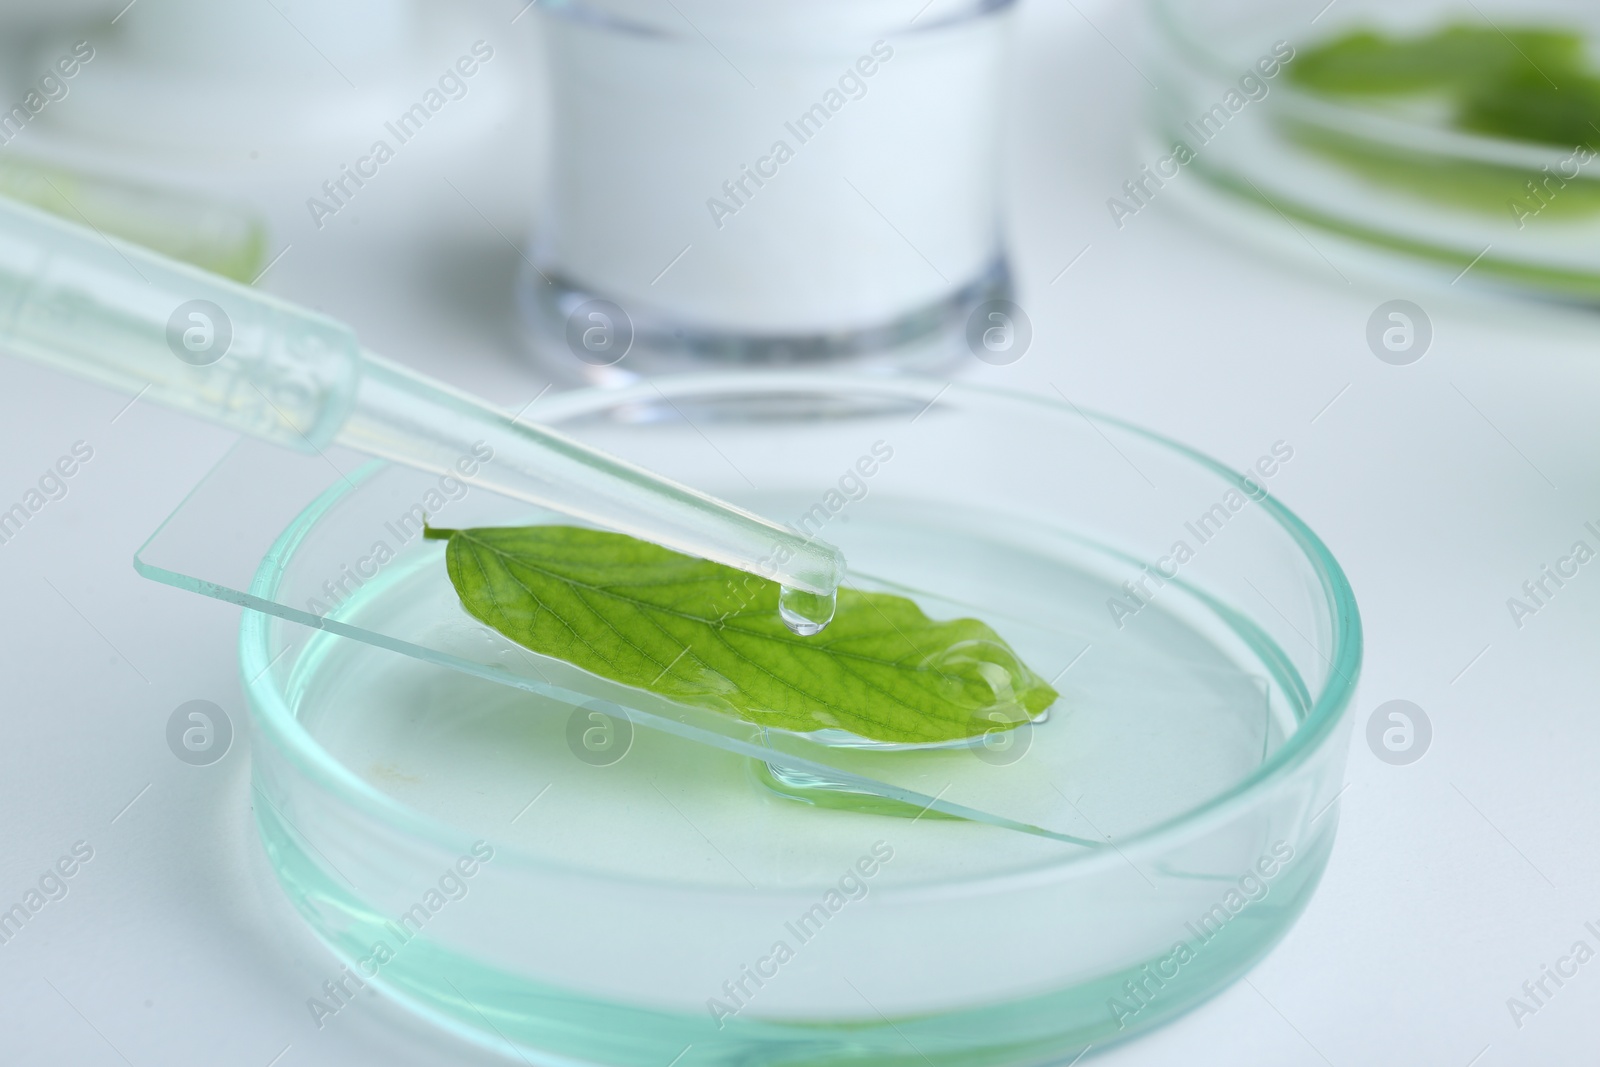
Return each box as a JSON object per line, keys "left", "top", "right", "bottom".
{"left": 1289, "top": 24, "right": 1600, "bottom": 149}
{"left": 1456, "top": 69, "right": 1600, "bottom": 147}
{"left": 1289, "top": 26, "right": 1585, "bottom": 97}
{"left": 424, "top": 524, "right": 1058, "bottom": 745}
{"left": 0, "top": 156, "right": 268, "bottom": 282}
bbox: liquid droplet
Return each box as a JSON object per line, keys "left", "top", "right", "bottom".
{"left": 925, "top": 640, "right": 1030, "bottom": 719}
{"left": 779, "top": 585, "right": 837, "bottom": 636}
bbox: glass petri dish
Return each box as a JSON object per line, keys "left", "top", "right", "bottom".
{"left": 237, "top": 376, "right": 1360, "bottom": 1065}
{"left": 1145, "top": 0, "right": 1600, "bottom": 299}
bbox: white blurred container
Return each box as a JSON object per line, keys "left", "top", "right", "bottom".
{"left": 521, "top": 0, "right": 1018, "bottom": 383}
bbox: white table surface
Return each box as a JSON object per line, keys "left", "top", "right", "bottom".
{"left": 2, "top": 1, "right": 1597, "bottom": 1065}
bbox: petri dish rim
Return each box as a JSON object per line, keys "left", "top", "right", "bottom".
{"left": 236, "top": 373, "right": 1362, "bottom": 898}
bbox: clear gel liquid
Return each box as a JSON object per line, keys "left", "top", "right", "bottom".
{"left": 778, "top": 584, "right": 838, "bottom": 636}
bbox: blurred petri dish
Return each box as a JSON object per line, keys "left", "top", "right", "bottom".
{"left": 1145, "top": 0, "right": 1600, "bottom": 300}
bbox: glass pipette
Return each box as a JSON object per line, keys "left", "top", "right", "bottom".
{"left": 0, "top": 195, "right": 846, "bottom": 618}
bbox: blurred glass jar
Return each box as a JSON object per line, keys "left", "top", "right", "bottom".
{"left": 1144, "top": 0, "right": 1600, "bottom": 300}
{"left": 521, "top": 0, "right": 1016, "bottom": 384}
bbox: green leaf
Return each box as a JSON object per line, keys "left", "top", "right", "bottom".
{"left": 1289, "top": 25, "right": 1586, "bottom": 98}
{"left": 1457, "top": 68, "right": 1600, "bottom": 148}
{"left": 1289, "top": 24, "right": 1600, "bottom": 149}
{"left": 424, "top": 524, "right": 1058, "bottom": 745}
